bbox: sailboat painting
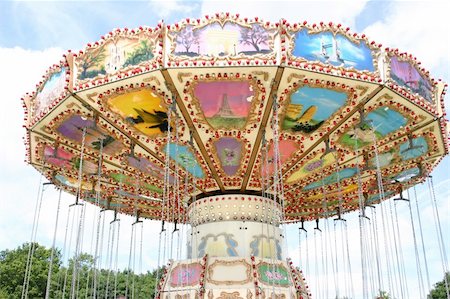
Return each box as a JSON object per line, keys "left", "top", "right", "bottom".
{"left": 390, "top": 56, "right": 433, "bottom": 103}
{"left": 282, "top": 86, "right": 348, "bottom": 134}
{"left": 193, "top": 81, "right": 255, "bottom": 129}
{"left": 292, "top": 28, "right": 374, "bottom": 72}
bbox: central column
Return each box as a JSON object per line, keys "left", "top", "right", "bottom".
{"left": 187, "top": 194, "right": 285, "bottom": 260}
{"left": 156, "top": 194, "right": 311, "bottom": 299}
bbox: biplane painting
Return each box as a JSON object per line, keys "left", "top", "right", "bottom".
{"left": 399, "top": 136, "right": 428, "bottom": 160}
{"left": 43, "top": 145, "right": 97, "bottom": 174}
{"left": 293, "top": 28, "right": 374, "bottom": 71}
{"left": 282, "top": 86, "right": 347, "bottom": 134}
{"left": 391, "top": 167, "right": 421, "bottom": 183}
{"left": 213, "top": 137, "right": 243, "bottom": 176}
{"left": 286, "top": 152, "right": 336, "bottom": 184}
{"left": 108, "top": 89, "right": 168, "bottom": 136}
{"left": 35, "top": 68, "right": 66, "bottom": 116}
{"left": 303, "top": 167, "right": 357, "bottom": 191}
{"left": 193, "top": 80, "right": 254, "bottom": 129}
{"left": 390, "top": 56, "right": 433, "bottom": 102}
{"left": 339, "top": 106, "right": 407, "bottom": 149}
{"left": 56, "top": 115, "right": 124, "bottom": 156}
{"left": 173, "top": 23, "right": 272, "bottom": 57}
{"left": 77, "top": 36, "right": 154, "bottom": 80}
{"left": 164, "top": 143, "right": 205, "bottom": 178}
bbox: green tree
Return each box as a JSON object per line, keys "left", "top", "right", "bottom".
{"left": 428, "top": 272, "right": 450, "bottom": 299}
{"left": 0, "top": 242, "right": 61, "bottom": 298}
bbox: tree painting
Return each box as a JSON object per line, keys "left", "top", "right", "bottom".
{"left": 123, "top": 40, "right": 154, "bottom": 67}
{"left": 239, "top": 24, "right": 269, "bottom": 53}
{"left": 79, "top": 48, "right": 106, "bottom": 80}
{"left": 176, "top": 25, "right": 200, "bottom": 55}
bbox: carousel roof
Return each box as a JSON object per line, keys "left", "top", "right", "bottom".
{"left": 22, "top": 14, "right": 449, "bottom": 221}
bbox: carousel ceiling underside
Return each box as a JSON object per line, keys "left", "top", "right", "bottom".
{"left": 23, "top": 14, "right": 449, "bottom": 221}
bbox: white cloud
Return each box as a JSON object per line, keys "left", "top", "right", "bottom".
{"left": 201, "top": 0, "right": 369, "bottom": 29}
{"left": 149, "top": 0, "right": 198, "bottom": 19}
{"left": 362, "top": 1, "right": 450, "bottom": 81}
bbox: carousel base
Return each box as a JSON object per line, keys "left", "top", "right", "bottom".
{"left": 156, "top": 256, "right": 311, "bottom": 299}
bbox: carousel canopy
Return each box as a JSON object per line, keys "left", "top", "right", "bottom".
{"left": 22, "top": 14, "right": 449, "bottom": 221}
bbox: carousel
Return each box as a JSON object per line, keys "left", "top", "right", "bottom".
{"left": 21, "top": 13, "right": 449, "bottom": 299}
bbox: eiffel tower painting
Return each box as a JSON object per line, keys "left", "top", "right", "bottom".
{"left": 213, "top": 94, "right": 240, "bottom": 118}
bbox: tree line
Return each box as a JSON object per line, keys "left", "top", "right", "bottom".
{"left": 0, "top": 242, "right": 159, "bottom": 298}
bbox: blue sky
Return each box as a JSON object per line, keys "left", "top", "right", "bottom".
{"left": 0, "top": 1, "right": 449, "bottom": 298}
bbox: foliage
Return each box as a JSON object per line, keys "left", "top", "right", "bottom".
{"left": 428, "top": 272, "right": 450, "bottom": 299}
{"left": 176, "top": 26, "right": 200, "bottom": 53}
{"left": 0, "top": 243, "right": 160, "bottom": 299}
{"left": 123, "top": 40, "right": 154, "bottom": 67}
{"left": 239, "top": 24, "right": 269, "bottom": 52}
{"left": 79, "top": 48, "right": 106, "bottom": 80}
{"left": 0, "top": 242, "right": 61, "bottom": 298}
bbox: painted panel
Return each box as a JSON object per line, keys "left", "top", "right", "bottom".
{"left": 207, "top": 260, "right": 252, "bottom": 285}
{"left": 197, "top": 233, "right": 238, "bottom": 257}
{"left": 107, "top": 89, "right": 168, "bottom": 136}
{"left": 391, "top": 167, "right": 421, "bottom": 183}
{"left": 109, "top": 173, "right": 162, "bottom": 193}
{"left": 164, "top": 143, "right": 205, "bottom": 178}
{"left": 127, "top": 155, "right": 170, "bottom": 181}
{"left": 173, "top": 23, "right": 272, "bottom": 57}
{"left": 293, "top": 28, "right": 374, "bottom": 71}
{"left": 367, "top": 191, "right": 394, "bottom": 204}
{"left": 369, "top": 136, "right": 429, "bottom": 169}
{"left": 170, "top": 263, "right": 202, "bottom": 287}
{"left": 193, "top": 81, "right": 255, "bottom": 129}
{"left": 77, "top": 36, "right": 154, "bottom": 80}
{"left": 250, "top": 235, "right": 282, "bottom": 260}
{"left": 303, "top": 168, "right": 357, "bottom": 191}
{"left": 56, "top": 115, "right": 124, "bottom": 156}
{"left": 263, "top": 140, "right": 299, "bottom": 176}
{"left": 35, "top": 68, "right": 66, "bottom": 115}
{"left": 399, "top": 136, "right": 428, "bottom": 161}
{"left": 390, "top": 56, "right": 433, "bottom": 102}
{"left": 339, "top": 106, "right": 407, "bottom": 149}
{"left": 213, "top": 137, "right": 243, "bottom": 176}
{"left": 54, "top": 174, "right": 92, "bottom": 190}
{"left": 258, "top": 263, "right": 290, "bottom": 286}
{"left": 282, "top": 86, "right": 347, "bottom": 134}
{"left": 44, "top": 145, "right": 97, "bottom": 174}
{"left": 286, "top": 152, "right": 335, "bottom": 184}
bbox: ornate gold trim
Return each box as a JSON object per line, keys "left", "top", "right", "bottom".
{"left": 206, "top": 259, "right": 252, "bottom": 285}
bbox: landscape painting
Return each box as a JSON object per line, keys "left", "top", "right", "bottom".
{"left": 109, "top": 173, "right": 162, "bottom": 193}
{"left": 292, "top": 28, "right": 374, "bottom": 71}
{"left": 213, "top": 137, "right": 243, "bottom": 176}
{"left": 77, "top": 35, "right": 154, "bottom": 81}
{"left": 35, "top": 68, "right": 66, "bottom": 116}
{"left": 56, "top": 115, "right": 124, "bottom": 156}
{"left": 193, "top": 80, "right": 255, "bottom": 129}
{"left": 282, "top": 86, "right": 348, "bottom": 134}
{"left": 390, "top": 56, "right": 433, "bottom": 102}
{"left": 108, "top": 89, "right": 168, "bottom": 136}
{"left": 173, "top": 22, "right": 272, "bottom": 57}
{"left": 339, "top": 106, "right": 407, "bottom": 149}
